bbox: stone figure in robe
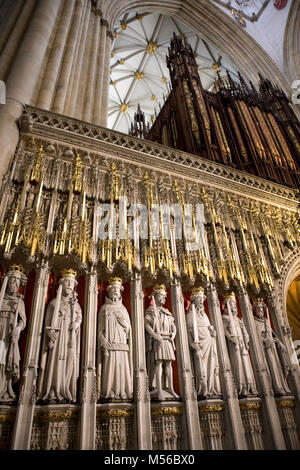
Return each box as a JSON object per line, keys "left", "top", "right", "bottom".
{"left": 0, "top": 265, "right": 26, "bottom": 403}
{"left": 38, "top": 269, "right": 82, "bottom": 403}
{"left": 186, "top": 287, "right": 221, "bottom": 399}
{"left": 253, "top": 299, "right": 291, "bottom": 396}
{"left": 97, "top": 278, "right": 133, "bottom": 401}
{"left": 222, "top": 293, "right": 257, "bottom": 397}
{"left": 145, "top": 284, "right": 179, "bottom": 401}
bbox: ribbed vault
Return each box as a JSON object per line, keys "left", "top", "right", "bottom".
{"left": 108, "top": 11, "right": 238, "bottom": 133}
{"left": 101, "top": 0, "right": 291, "bottom": 96}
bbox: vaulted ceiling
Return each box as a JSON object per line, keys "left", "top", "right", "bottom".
{"left": 108, "top": 11, "right": 238, "bottom": 134}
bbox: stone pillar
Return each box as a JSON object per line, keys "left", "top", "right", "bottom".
{"left": 75, "top": 8, "right": 94, "bottom": 120}
{"left": 92, "top": 21, "right": 107, "bottom": 125}
{"left": 100, "top": 31, "right": 112, "bottom": 127}
{"left": 65, "top": 0, "right": 91, "bottom": 118}
{"left": 82, "top": 12, "right": 100, "bottom": 122}
{"left": 170, "top": 280, "right": 203, "bottom": 450}
{"left": 36, "top": 0, "right": 76, "bottom": 110}
{"left": 52, "top": 0, "right": 85, "bottom": 115}
{"left": 130, "top": 273, "right": 152, "bottom": 450}
{"left": 237, "top": 288, "right": 286, "bottom": 450}
{"left": 0, "top": 0, "right": 37, "bottom": 82}
{"left": 0, "top": 0, "right": 61, "bottom": 179}
{"left": 78, "top": 269, "right": 98, "bottom": 449}
{"left": 11, "top": 263, "right": 50, "bottom": 449}
{"left": 206, "top": 284, "right": 247, "bottom": 450}
{"left": 0, "top": 0, "right": 25, "bottom": 57}
{"left": 63, "top": 0, "right": 87, "bottom": 115}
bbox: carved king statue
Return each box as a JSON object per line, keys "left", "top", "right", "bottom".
{"left": 186, "top": 287, "right": 221, "bottom": 399}
{"left": 145, "top": 284, "right": 179, "bottom": 401}
{"left": 222, "top": 292, "right": 257, "bottom": 397}
{"left": 38, "top": 269, "right": 82, "bottom": 403}
{"left": 253, "top": 298, "right": 291, "bottom": 396}
{"left": 0, "top": 265, "right": 26, "bottom": 403}
{"left": 97, "top": 278, "right": 133, "bottom": 401}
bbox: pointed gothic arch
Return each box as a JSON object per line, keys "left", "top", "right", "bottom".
{"left": 276, "top": 249, "right": 300, "bottom": 332}
{"left": 283, "top": 0, "right": 300, "bottom": 84}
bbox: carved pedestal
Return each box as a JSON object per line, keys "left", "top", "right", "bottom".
{"left": 239, "top": 398, "right": 264, "bottom": 450}
{"left": 151, "top": 403, "right": 183, "bottom": 450}
{"left": 0, "top": 407, "right": 16, "bottom": 450}
{"left": 30, "top": 405, "right": 79, "bottom": 450}
{"left": 96, "top": 405, "right": 134, "bottom": 450}
{"left": 276, "top": 398, "right": 300, "bottom": 450}
{"left": 198, "top": 400, "right": 225, "bottom": 450}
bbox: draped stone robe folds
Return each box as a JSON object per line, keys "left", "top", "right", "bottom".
{"left": 0, "top": 293, "right": 26, "bottom": 402}
{"left": 222, "top": 314, "right": 257, "bottom": 396}
{"left": 38, "top": 295, "right": 82, "bottom": 403}
{"left": 186, "top": 306, "right": 221, "bottom": 398}
{"left": 254, "top": 317, "right": 291, "bottom": 395}
{"left": 98, "top": 297, "right": 133, "bottom": 401}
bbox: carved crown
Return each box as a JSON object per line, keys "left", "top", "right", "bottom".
{"left": 253, "top": 298, "right": 265, "bottom": 306}
{"left": 153, "top": 284, "right": 166, "bottom": 292}
{"left": 109, "top": 277, "right": 123, "bottom": 286}
{"left": 224, "top": 292, "right": 235, "bottom": 300}
{"left": 8, "top": 265, "right": 25, "bottom": 275}
{"left": 191, "top": 286, "right": 204, "bottom": 296}
{"left": 61, "top": 269, "right": 77, "bottom": 279}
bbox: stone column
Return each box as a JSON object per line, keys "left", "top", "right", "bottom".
{"left": 36, "top": 0, "right": 76, "bottom": 110}
{"left": 0, "top": 0, "right": 37, "bottom": 82}
{"left": 75, "top": 8, "right": 94, "bottom": 120}
{"left": 0, "top": 0, "right": 61, "bottom": 179}
{"left": 78, "top": 269, "right": 98, "bottom": 449}
{"left": 206, "top": 284, "right": 247, "bottom": 450}
{"left": 130, "top": 273, "right": 152, "bottom": 450}
{"left": 170, "top": 280, "right": 202, "bottom": 450}
{"left": 52, "top": 0, "right": 85, "bottom": 115}
{"left": 0, "top": 0, "right": 25, "bottom": 57}
{"left": 237, "top": 287, "right": 286, "bottom": 450}
{"left": 11, "top": 263, "right": 50, "bottom": 449}
{"left": 92, "top": 20, "right": 107, "bottom": 125}
{"left": 100, "top": 31, "right": 112, "bottom": 127}
{"left": 82, "top": 12, "right": 100, "bottom": 122}
{"left": 65, "top": 0, "right": 91, "bottom": 118}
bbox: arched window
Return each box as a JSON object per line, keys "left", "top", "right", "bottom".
{"left": 286, "top": 275, "right": 300, "bottom": 341}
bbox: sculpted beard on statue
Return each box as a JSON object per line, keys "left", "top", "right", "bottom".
{"left": 97, "top": 278, "right": 133, "bottom": 401}
{"left": 145, "top": 285, "right": 179, "bottom": 402}
{"left": 186, "top": 287, "right": 221, "bottom": 399}
{"left": 0, "top": 265, "right": 26, "bottom": 403}
{"left": 38, "top": 269, "right": 82, "bottom": 403}
{"left": 253, "top": 299, "right": 291, "bottom": 396}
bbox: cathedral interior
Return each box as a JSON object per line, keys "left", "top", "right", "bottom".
{"left": 0, "top": 0, "right": 299, "bottom": 451}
